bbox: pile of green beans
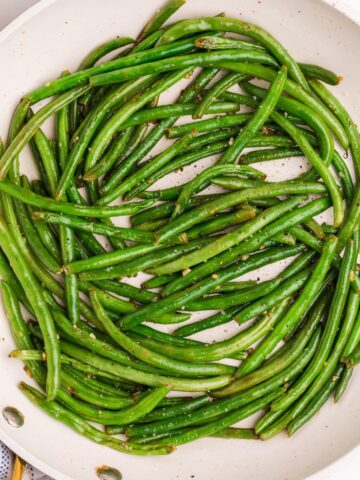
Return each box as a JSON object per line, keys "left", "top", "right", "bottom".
{"left": 1, "top": 0, "right": 360, "bottom": 456}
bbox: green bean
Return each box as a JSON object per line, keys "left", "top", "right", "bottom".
{"left": 0, "top": 190, "right": 101, "bottom": 325}
{"left": 83, "top": 127, "right": 134, "bottom": 181}
{"left": 124, "top": 142, "right": 236, "bottom": 200}
{"left": 172, "top": 164, "right": 265, "bottom": 218}
{"left": 97, "top": 130, "right": 196, "bottom": 204}
{"left": 272, "top": 239, "right": 358, "bottom": 410}
{"left": 98, "top": 295, "right": 190, "bottom": 323}
{"left": 79, "top": 37, "right": 134, "bottom": 70}
{"left": 155, "top": 182, "right": 327, "bottom": 244}
{"left": 212, "top": 428, "right": 258, "bottom": 440}
{"left": 183, "top": 207, "right": 257, "bottom": 241}
{"left": 221, "top": 63, "right": 349, "bottom": 147}
{"left": 54, "top": 84, "right": 81, "bottom": 324}
{"left": 129, "top": 296, "right": 290, "bottom": 363}
{"left": 63, "top": 365, "right": 130, "bottom": 397}
{"left": 33, "top": 211, "right": 154, "bottom": 244}
{"left": 298, "top": 63, "right": 340, "bottom": 85}
{"left": 138, "top": 0, "right": 185, "bottom": 40}
{"left": 209, "top": 175, "right": 272, "bottom": 191}
{"left": 341, "top": 298, "right": 360, "bottom": 360}
{"left": 59, "top": 221, "right": 79, "bottom": 323}
{"left": 6, "top": 99, "right": 31, "bottom": 148}
{"left": 218, "top": 66, "right": 288, "bottom": 164}
{"left": 191, "top": 130, "right": 295, "bottom": 150}
{"left": 271, "top": 112, "right": 343, "bottom": 227}
{"left": 235, "top": 236, "right": 338, "bottom": 377}
{"left": 304, "top": 218, "right": 325, "bottom": 240}
{"left": 0, "top": 86, "right": 89, "bottom": 179}
{"left": 80, "top": 69, "right": 197, "bottom": 202}
{"left": 0, "top": 217, "right": 60, "bottom": 399}
{"left": 29, "top": 121, "right": 60, "bottom": 197}
{"left": 216, "top": 294, "right": 328, "bottom": 397}
{"left": 195, "top": 35, "right": 266, "bottom": 52}
{"left": 272, "top": 253, "right": 358, "bottom": 427}
{"left": 120, "top": 244, "right": 303, "bottom": 331}
{"left": 90, "top": 288, "right": 234, "bottom": 377}
{"left": 187, "top": 251, "right": 315, "bottom": 312}
{"left": 333, "top": 368, "right": 352, "bottom": 403}
{"left": 288, "top": 365, "right": 343, "bottom": 436}
{"left": 0, "top": 253, "right": 33, "bottom": 313}
{"left": 79, "top": 239, "right": 208, "bottom": 280}
{"left": 92, "top": 279, "right": 158, "bottom": 304}
{"left": 20, "top": 176, "right": 61, "bottom": 262}
{"left": 61, "top": 369, "right": 135, "bottom": 410}
{"left": 152, "top": 195, "right": 310, "bottom": 274}
{"left": 142, "top": 274, "right": 177, "bottom": 289}
{"left": 90, "top": 50, "right": 278, "bottom": 86}
{"left": 6, "top": 100, "right": 31, "bottom": 185}
{"left": 174, "top": 307, "right": 240, "bottom": 337}
{"left": 193, "top": 72, "right": 246, "bottom": 118}
{"left": 1, "top": 281, "right": 45, "bottom": 385}
{"left": 19, "top": 383, "right": 173, "bottom": 455}
{"left": 132, "top": 325, "right": 202, "bottom": 347}
{"left": 240, "top": 80, "right": 334, "bottom": 172}
{"left": 32, "top": 181, "right": 105, "bottom": 254}
{"left": 132, "top": 29, "right": 166, "bottom": 52}
{"left": 140, "top": 198, "right": 329, "bottom": 299}
{"left": 234, "top": 269, "right": 334, "bottom": 333}
{"left": 66, "top": 244, "right": 164, "bottom": 275}
{"left": 137, "top": 218, "right": 169, "bottom": 231}
{"left": 0, "top": 180, "right": 154, "bottom": 217}
{"left": 240, "top": 147, "right": 303, "bottom": 164}
{"left": 100, "top": 67, "right": 220, "bottom": 195}
{"left": 185, "top": 280, "right": 280, "bottom": 311}
{"left": 140, "top": 396, "right": 211, "bottom": 423}
{"left": 140, "top": 389, "right": 283, "bottom": 447}
{"left": 167, "top": 113, "right": 252, "bottom": 138}
{"left": 57, "top": 385, "right": 170, "bottom": 426}
{"left": 310, "top": 79, "right": 359, "bottom": 176}
{"left": 24, "top": 34, "right": 212, "bottom": 103}
{"left": 332, "top": 151, "right": 354, "bottom": 201}
{"left": 160, "top": 17, "right": 310, "bottom": 87}
{"left": 60, "top": 341, "right": 232, "bottom": 391}
{"left": 130, "top": 329, "right": 320, "bottom": 440}
{"left": 131, "top": 196, "right": 215, "bottom": 226}
{"left": 13, "top": 197, "right": 61, "bottom": 273}
{"left": 212, "top": 280, "right": 257, "bottom": 292}
{"left": 55, "top": 75, "right": 158, "bottom": 200}
{"left": 107, "top": 101, "right": 241, "bottom": 132}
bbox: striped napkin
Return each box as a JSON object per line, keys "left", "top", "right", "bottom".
{"left": 0, "top": 441, "right": 52, "bottom": 480}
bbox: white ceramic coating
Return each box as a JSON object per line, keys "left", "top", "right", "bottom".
{"left": 0, "top": 0, "right": 360, "bottom": 479}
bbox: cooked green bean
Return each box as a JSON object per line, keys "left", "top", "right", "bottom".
{"left": 236, "top": 236, "right": 338, "bottom": 377}
{"left": 138, "top": 0, "right": 185, "bottom": 41}
{"left": 172, "top": 164, "right": 265, "bottom": 218}
{"left": 90, "top": 50, "right": 278, "bottom": 86}
{"left": 161, "top": 196, "right": 330, "bottom": 295}
{"left": 121, "top": 245, "right": 303, "bottom": 331}
{"left": 0, "top": 217, "right": 60, "bottom": 399}
{"left": 0, "top": 86, "right": 89, "bottom": 179}
{"left": 288, "top": 365, "right": 343, "bottom": 436}
{"left": 100, "top": 67, "right": 219, "bottom": 195}
{"left": 155, "top": 182, "right": 327, "bottom": 243}
{"left": 271, "top": 239, "right": 356, "bottom": 412}
{"left": 0, "top": 180, "right": 154, "bottom": 217}
{"left": 90, "top": 288, "right": 234, "bottom": 377}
